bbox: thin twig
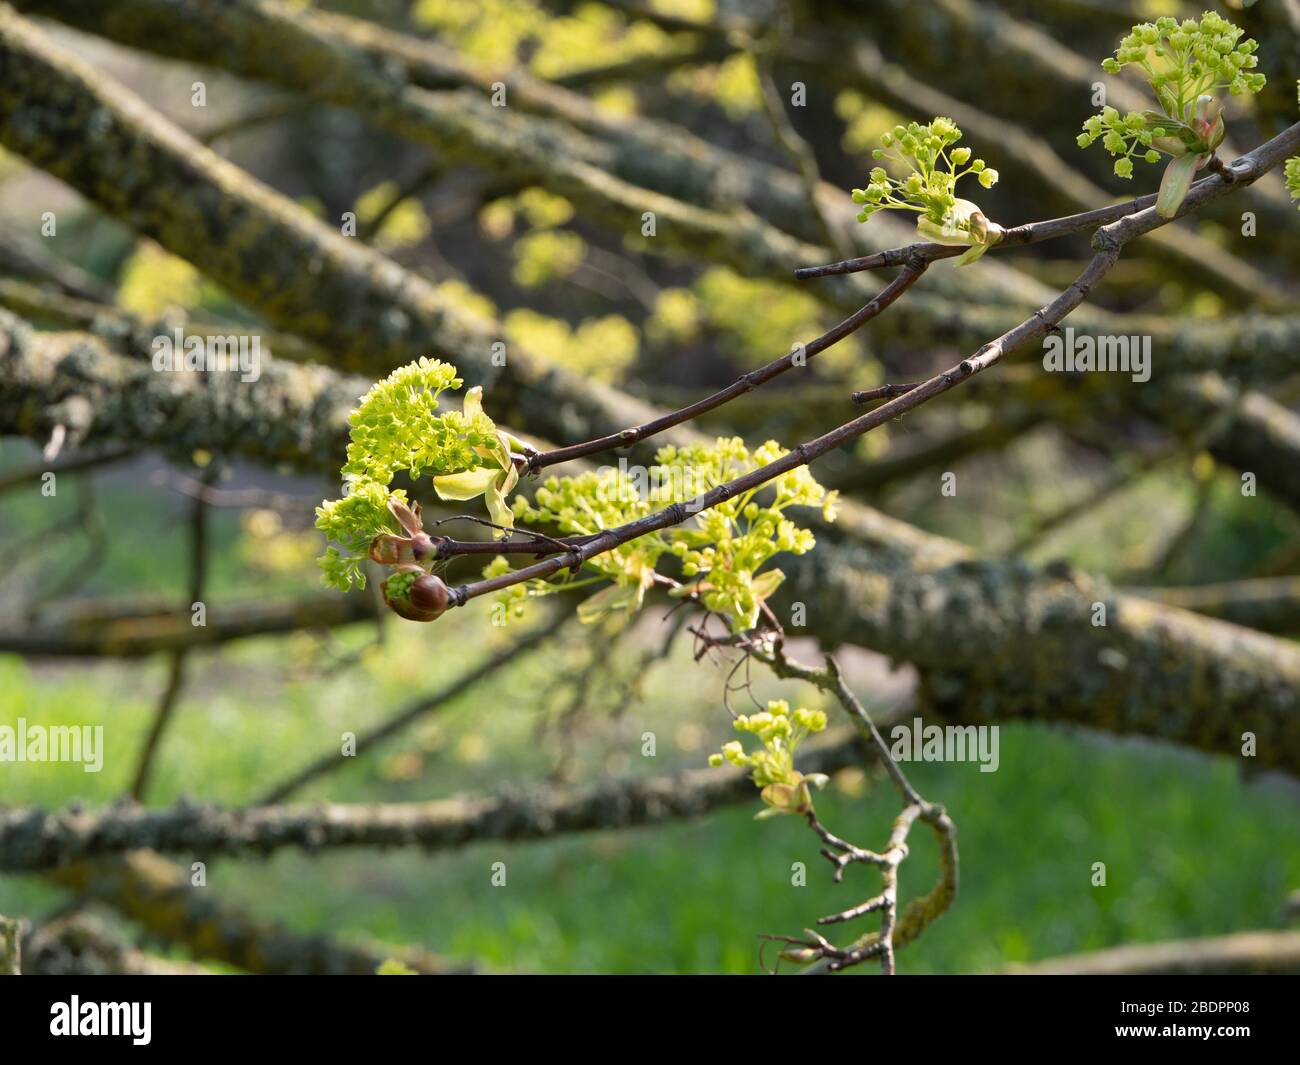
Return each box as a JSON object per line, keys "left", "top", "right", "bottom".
{"left": 793, "top": 181, "right": 1198, "bottom": 279}
{"left": 129, "top": 465, "right": 214, "bottom": 800}
{"left": 256, "top": 619, "right": 564, "bottom": 804}
{"left": 521, "top": 263, "right": 927, "bottom": 472}
{"left": 0, "top": 444, "right": 132, "bottom": 497}
{"left": 851, "top": 382, "right": 923, "bottom": 404}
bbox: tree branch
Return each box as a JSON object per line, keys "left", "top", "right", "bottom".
{"left": 0, "top": 592, "right": 377, "bottom": 657}
{"left": 444, "top": 120, "right": 1300, "bottom": 609}
{"left": 1006, "top": 930, "right": 1300, "bottom": 976}
{"left": 0, "top": 729, "right": 875, "bottom": 870}
{"left": 44, "top": 852, "right": 470, "bottom": 974}
{"left": 521, "top": 262, "right": 926, "bottom": 472}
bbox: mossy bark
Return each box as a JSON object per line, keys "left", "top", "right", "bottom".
{"left": 0, "top": 913, "right": 20, "bottom": 975}
{"left": 45, "top": 852, "right": 464, "bottom": 974}
{"left": 1, "top": 729, "right": 870, "bottom": 869}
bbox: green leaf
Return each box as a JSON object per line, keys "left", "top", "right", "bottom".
{"left": 955, "top": 240, "right": 993, "bottom": 266}
{"left": 1156, "top": 152, "right": 1203, "bottom": 218}
{"left": 750, "top": 569, "right": 785, "bottom": 602}
{"left": 462, "top": 384, "right": 486, "bottom": 420}
{"left": 433, "top": 467, "right": 498, "bottom": 501}
{"left": 916, "top": 199, "right": 991, "bottom": 247}
{"left": 484, "top": 477, "right": 515, "bottom": 532}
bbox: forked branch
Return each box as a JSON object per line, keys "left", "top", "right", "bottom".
{"left": 701, "top": 627, "right": 956, "bottom": 975}
{"left": 442, "top": 121, "right": 1299, "bottom": 615}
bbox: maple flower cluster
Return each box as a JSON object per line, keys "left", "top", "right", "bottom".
{"left": 491, "top": 437, "right": 838, "bottom": 632}
{"left": 709, "top": 699, "right": 830, "bottom": 818}
{"left": 315, "top": 358, "right": 522, "bottom": 596}
{"left": 1078, "top": 12, "right": 1264, "bottom": 215}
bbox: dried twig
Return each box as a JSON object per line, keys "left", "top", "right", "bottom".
{"left": 257, "top": 619, "right": 565, "bottom": 804}
{"left": 697, "top": 625, "right": 956, "bottom": 974}
{"left": 129, "top": 466, "right": 214, "bottom": 800}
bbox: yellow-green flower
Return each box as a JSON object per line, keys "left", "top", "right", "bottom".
{"left": 709, "top": 700, "right": 832, "bottom": 817}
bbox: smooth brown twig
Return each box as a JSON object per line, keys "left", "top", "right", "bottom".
{"left": 792, "top": 182, "right": 1179, "bottom": 278}
{"left": 851, "top": 382, "right": 923, "bottom": 404}
{"left": 520, "top": 262, "right": 927, "bottom": 473}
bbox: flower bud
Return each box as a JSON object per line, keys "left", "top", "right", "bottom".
{"left": 409, "top": 532, "right": 440, "bottom": 563}
{"left": 382, "top": 567, "right": 452, "bottom": 622}
{"left": 370, "top": 533, "right": 415, "bottom": 565}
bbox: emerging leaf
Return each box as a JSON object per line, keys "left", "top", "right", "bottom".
{"left": 1157, "top": 151, "right": 1205, "bottom": 219}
